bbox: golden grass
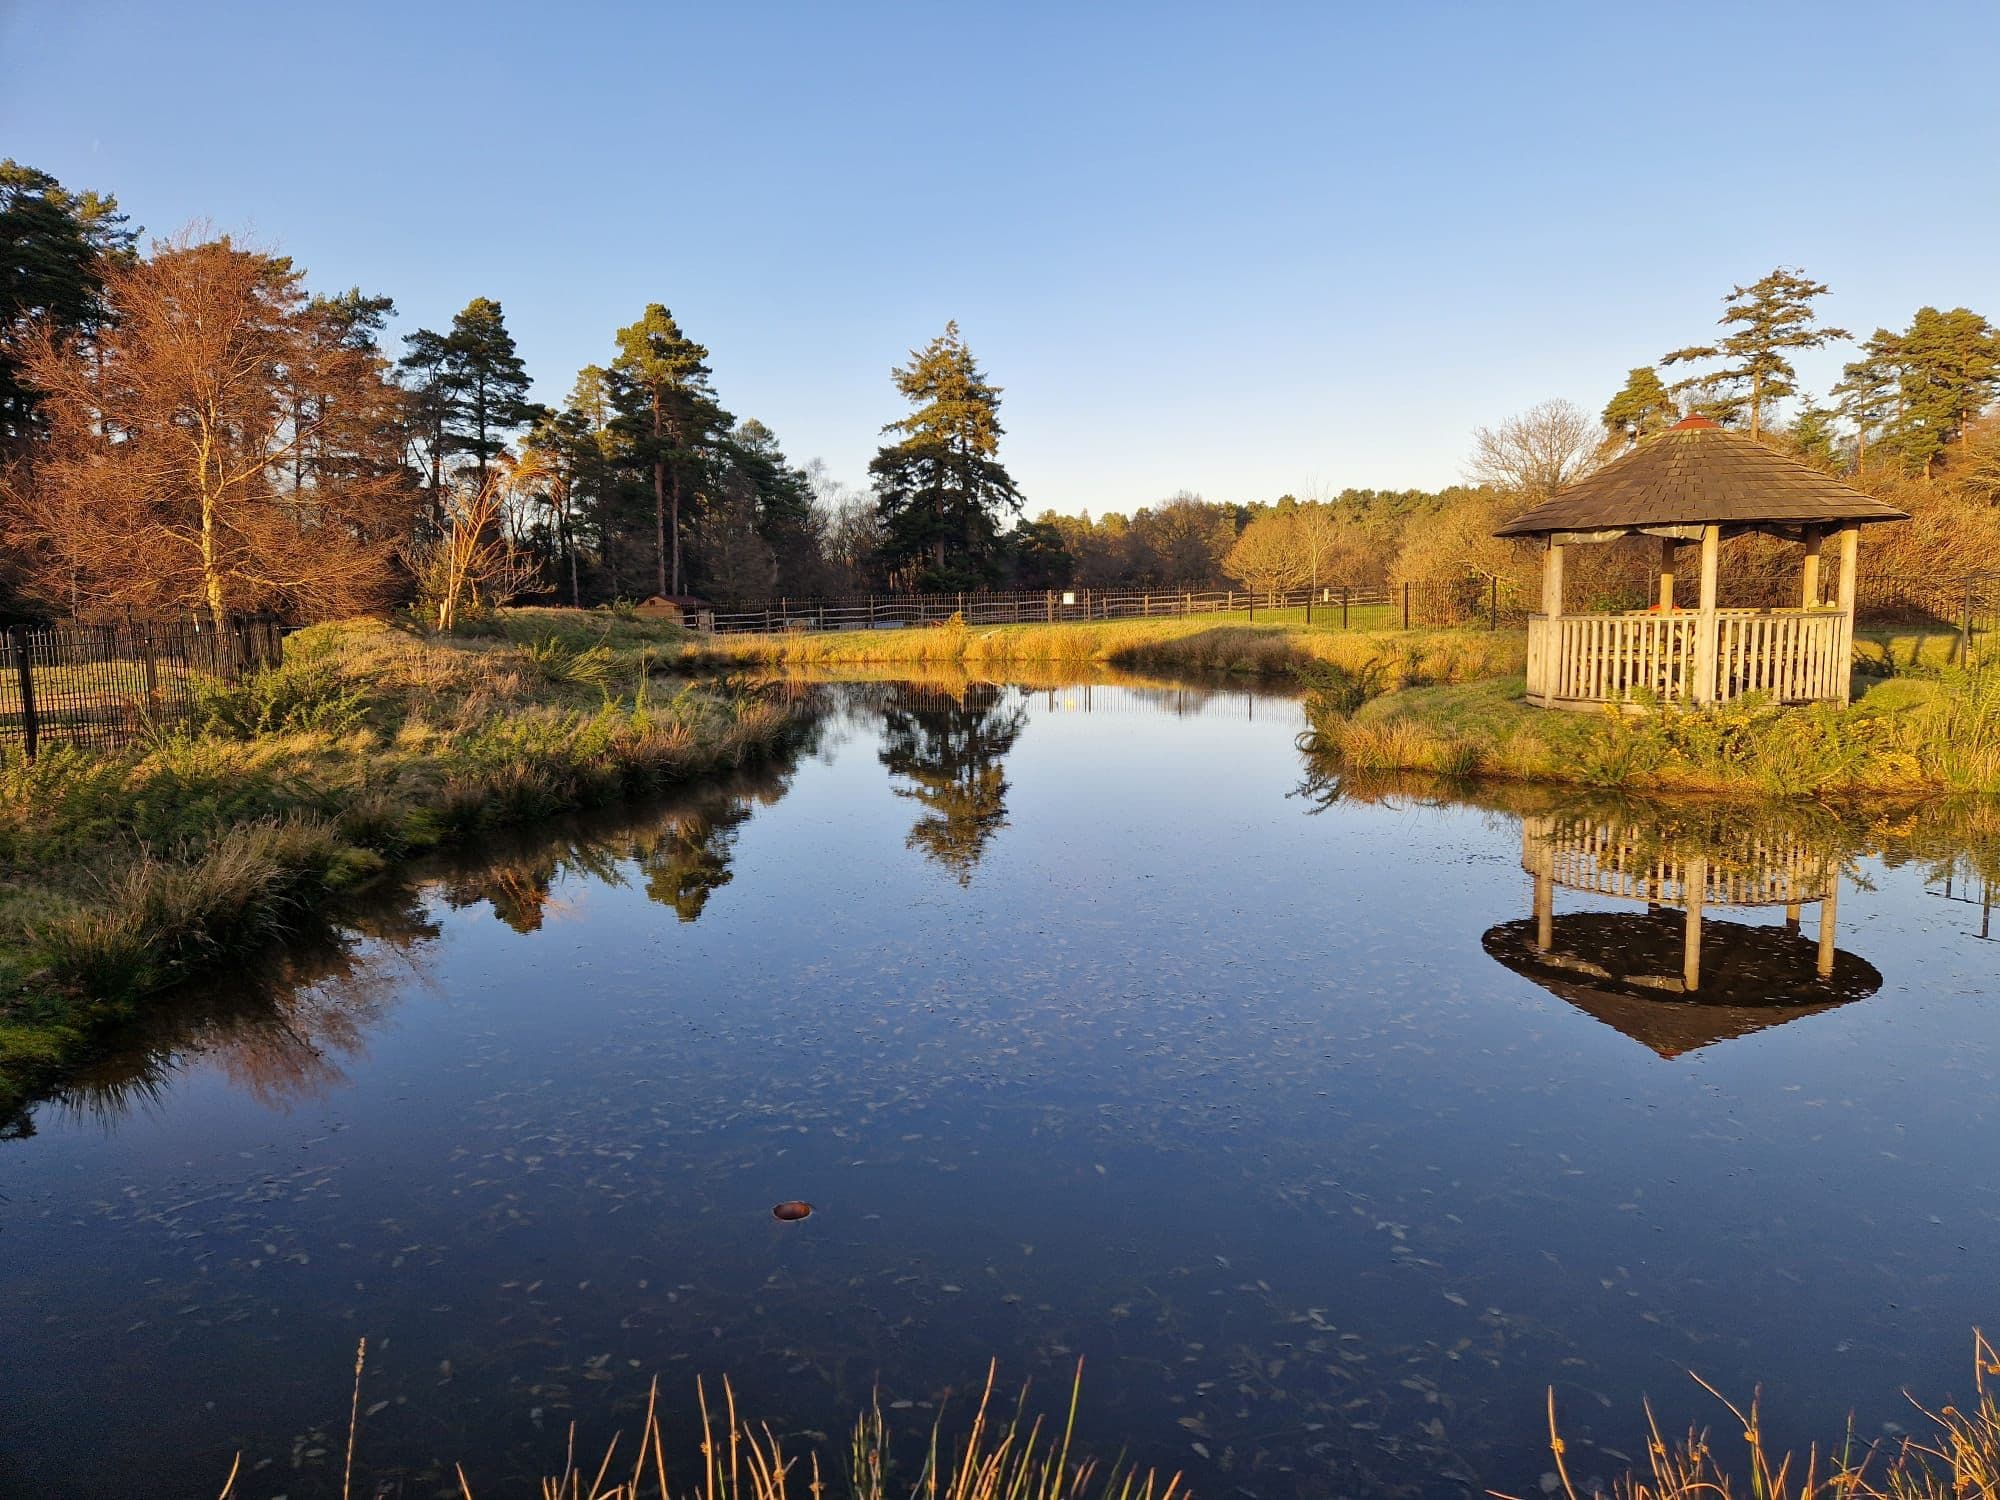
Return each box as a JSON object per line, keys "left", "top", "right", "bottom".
{"left": 1497, "top": 1333, "right": 2000, "bottom": 1500}
{"left": 215, "top": 1349, "right": 1180, "bottom": 1500}
{"left": 677, "top": 615, "right": 1525, "bottom": 684}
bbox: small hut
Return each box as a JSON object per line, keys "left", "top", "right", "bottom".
{"left": 1494, "top": 417, "right": 1908, "bottom": 709}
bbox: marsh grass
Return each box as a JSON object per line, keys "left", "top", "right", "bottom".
{"left": 215, "top": 1350, "right": 1180, "bottom": 1500}
{"left": 0, "top": 615, "right": 800, "bottom": 1116}
{"left": 1499, "top": 1333, "right": 2000, "bottom": 1500}
{"left": 1303, "top": 668, "right": 2000, "bottom": 797}
{"left": 675, "top": 616, "right": 1524, "bottom": 683}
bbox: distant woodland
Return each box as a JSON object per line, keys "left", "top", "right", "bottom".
{"left": 4, "top": 161, "right": 1997, "bottom": 623}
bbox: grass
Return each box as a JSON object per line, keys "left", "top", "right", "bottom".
{"left": 677, "top": 612, "right": 1526, "bottom": 683}
{"left": 1301, "top": 665, "right": 2000, "bottom": 797}
{"left": 0, "top": 610, "right": 801, "bottom": 1125}
{"left": 215, "top": 1350, "right": 1179, "bottom": 1500}
{"left": 1499, "top": 1333, "right": 2000, "bottom": 1500}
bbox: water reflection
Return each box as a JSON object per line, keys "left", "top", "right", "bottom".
{"left": 878, "top": 681, "right": 1029, "bottom": 883}
{"left": 1482, "top": 811, "right": 1882, "bottom": 1058}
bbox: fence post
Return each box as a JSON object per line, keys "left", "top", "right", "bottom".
{"left": 10, "top": 626, "right": 37, "bottom": 760}
{"left": 1402, "top": 582, "right": 1411, "bottom": 630}
{"left": 1490, "top": 576, "right": 1500, "bottom": 631}
{"left": 141, "top": 623, "right": 160, "bottom": 702}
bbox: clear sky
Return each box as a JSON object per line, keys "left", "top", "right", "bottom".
{"left": 5, "top": 1, "right": 1997, "bottom": 513}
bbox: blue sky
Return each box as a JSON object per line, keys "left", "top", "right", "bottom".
{"left": 5, "top": 1, "right": 1996, "bottom": 513}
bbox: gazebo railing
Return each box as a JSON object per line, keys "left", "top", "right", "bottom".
{"left": 1526, "top": 607, "right": 1848, "bottom": 708}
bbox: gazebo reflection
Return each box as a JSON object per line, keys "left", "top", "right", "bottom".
{"left": 1483, "top": 812, "right": 1881, "bottom": 1057}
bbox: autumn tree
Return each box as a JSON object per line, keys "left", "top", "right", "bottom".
{"left": 0, "top": 159, "right": 135, "bottom": 446}
{"left": 1662, "top": 268, "right": 1849, "bottom": 436}
{"left": 610, "top": 305, "right": 727, "bottom": 597}
{"left": 6, "top": 236, "right": 410, "bottom": 622}
{"left": 1223, "top": 511, "right": 1306, "bottom": 599}
{"left": 870, "top": 321, "right": 1022, "bottom": 589}
{"left": 1601, "top": 366, "right": 1678, "bottom": 441}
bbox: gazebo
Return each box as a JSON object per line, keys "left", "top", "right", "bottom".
{"left": 1494, "top": 417, "right": 1908, "bottom": 710}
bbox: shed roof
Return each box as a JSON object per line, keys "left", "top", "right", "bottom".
{"left": 1493, "top": 417, "right": 1909, "bottom": 542}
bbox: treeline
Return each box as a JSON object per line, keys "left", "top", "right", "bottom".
{"left": 0, "top": 162, "right": 1067, "bottom": 622}
{"left": 5, "top": 163, "right": 1995, "bottom": 625}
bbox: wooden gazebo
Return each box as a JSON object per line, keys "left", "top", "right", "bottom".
{"left": 1495, "top": 417, "right": 1908, "bottom": 710}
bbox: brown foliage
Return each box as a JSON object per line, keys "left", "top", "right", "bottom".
{"left": 3, "top": 234, "right": 413, "bottom": 621}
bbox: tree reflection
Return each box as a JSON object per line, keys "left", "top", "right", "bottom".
{"left": 878, "top": 682, "right": 1028, "bottom": 885}
{"left": 634, "top": 787, "right": 758, "bottom": 921}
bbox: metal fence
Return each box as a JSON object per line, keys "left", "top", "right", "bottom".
{"left": 703, "top": 579, "right": 1531, "bottom": 634}
{"left": 1, "top": 614, "right": 284, "bottom": 757}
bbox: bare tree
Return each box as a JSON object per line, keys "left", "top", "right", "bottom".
{"left": 404, "top": 473, "right": 536, "bottom": 632}
{"left": 1467, "top": 399, "right": 1605, "bottom": 500}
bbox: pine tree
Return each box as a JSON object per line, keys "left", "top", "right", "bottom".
{"left": 870, "top": 322, "right": 1023, "bottom": 589}
{"left": 609, "top": 305, "right": 728, "bottom": 596}
{"left": 722, "top": 418, "right": 819, "bottom": 591}
{"left": 444, "top": 297, "right": 533, "bottom": 493}
{"left": 1662, "top": 268, "right": 1850, "bottom": 436}
{"left": 1600, "top": 366, "right": 1679, "bottom": 441}
{"left": 1832, "top": 330, "right": 1902, "bottom": 474}
{"left": 1891, "top": 306, "right": 2000, "bottom": 476}
{"left": 0, "top": 159, "right": 136, "bottom": 444}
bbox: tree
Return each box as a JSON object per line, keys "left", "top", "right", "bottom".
{"left": 1662, "top": 267, "right": 1849, "bottom": 437}
{"left": 870, "top": 321, "right": 1022, "bottom": 589}
{"left": 0, "top": 159, "right": 135, "bottom": 446}
{"left": 610, "top": 304, "right": 727, "bottom": 596}
{"left": 6, "top": 236, "right": 408, "bottom": 622}
{"left": 1890, "top": 306, "right": 2000, "bottom": 476}
{"left": 403, "top": 471, "right": 536, "bottom": 631}
{"left": 1601, "top": 366, "right": 1678, "bottom": 442}
{"left": 398, "top": 296, "right": 533, "bottom": 513}
{"left": 1832, "top": 331, "right": 1902, "bottom": 473}
{"left": 1223, "top": 511, "right": 1306, "bottom": 599}
{"left": 695, "top": 489, "right": 778, "bottom": 605}
{"left": 1786, "top": 397, "right": 1841, "bottom": 471}
{"left": 721, "top": 417, "right": 821, "bottom": 592}
{"left": 1006, "top": 515, "right": 1073, "bottom": 588}
{"left": 1467, "top": 399, "right": 1602, "bottom": 499}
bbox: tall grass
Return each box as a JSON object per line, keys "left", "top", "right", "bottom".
{"left": 677, "top": 615, "right": 1525, "bottom": 683}
{"left": 1499, "top": 1333, "right": 2000, "bottom": 1500}
{"left": 0, "top": 616, "right": 804, "bottom": 1118}
{"left": 214, "top": 1353, "right": 1180, "bottom": 1500}
{"left": 1304, "top": 668, "right": 2000, "bottom": 797}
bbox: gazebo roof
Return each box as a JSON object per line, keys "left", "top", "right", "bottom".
{"left": 1494, "top": 417, "right": 1910, "bottom": 542}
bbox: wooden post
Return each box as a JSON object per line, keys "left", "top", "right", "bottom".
{"left": 1834, "top": 524, "right": 1860, "bottom": 705}
{"left": 1816, "top": 872, "right": 1840, "bottom": 979}
{"left": 1657, "top": 537, "right": 1677, "bottom": 613}
{"left": 1341, "top": 586, "right": 1350, "bottom": 629}
{"left": 1489, "top": 575, "right": 1499, "bottom": 630}
{"left": 141, "top": 624, "right": 160, "bottom": 703}
{"left": 1683, "top": 854, "right": 1707, "bottom": 993}
{"left": 1799, "top": 527, "right": 1823, "bottom": 609}
{"left": 1401, "top": 581, "right": 1411, "bottom": 629}
{"left": 10, "top": 626, "right": 37, "bottom": 761}
{"left": 1693, "top": 524, "right": 1721, "bottom": 704}
{"left": 1541, "top": 542, "right": 1566, "bottom": 619}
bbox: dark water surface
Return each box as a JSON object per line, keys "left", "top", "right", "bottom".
{"left": 3, "top": 678, "right": 1997, "bottom": 1498}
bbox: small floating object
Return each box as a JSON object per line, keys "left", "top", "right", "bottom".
{"left": 771, "top": 1200, "right": 813, "bottom": 1222}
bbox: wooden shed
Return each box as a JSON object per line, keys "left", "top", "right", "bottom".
{"left": 1494, "top": 417, "right": 1908, "bottom": 709}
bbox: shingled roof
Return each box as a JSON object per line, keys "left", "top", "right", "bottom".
{"left": 1494, "top": 416, "right": 1909, "bottom": 541}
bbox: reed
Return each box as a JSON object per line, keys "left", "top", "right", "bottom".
{"left": 214, "top": 1356, "right": 1182, "bottom": 1500}
{"left": 1498, "top": 1332, "right": 2000, "bottom": 1500}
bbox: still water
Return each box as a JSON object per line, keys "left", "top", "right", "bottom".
{"left": 2, "top": 678, "right": 1997, "bottom": 1498}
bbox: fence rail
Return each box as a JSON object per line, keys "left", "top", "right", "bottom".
{"left": 702, "top": 579, "right": 1530, "bottom": 634}
{"left": 1, "top": 614, "right": 284, "bottom": 757}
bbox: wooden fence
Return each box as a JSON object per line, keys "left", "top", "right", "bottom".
{"left": 1, "top": 614, "right": 284, "bottom": 757}
{"left": 702, "top": 579, "right": 1531, "bottom": 634}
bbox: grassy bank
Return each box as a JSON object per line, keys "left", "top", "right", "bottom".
{"left": 680, "top": 612, "right": 1526, "bottom": 685}
{"left": 1301, "top": 663, "right": 2000, "bottom": 796}
{"left": 0, "top": 611, "right": 798, "bottom": 1123}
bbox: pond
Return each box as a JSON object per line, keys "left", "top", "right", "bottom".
{"left": 3, "top": 675, "right": 1997, "bottom": 1498}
